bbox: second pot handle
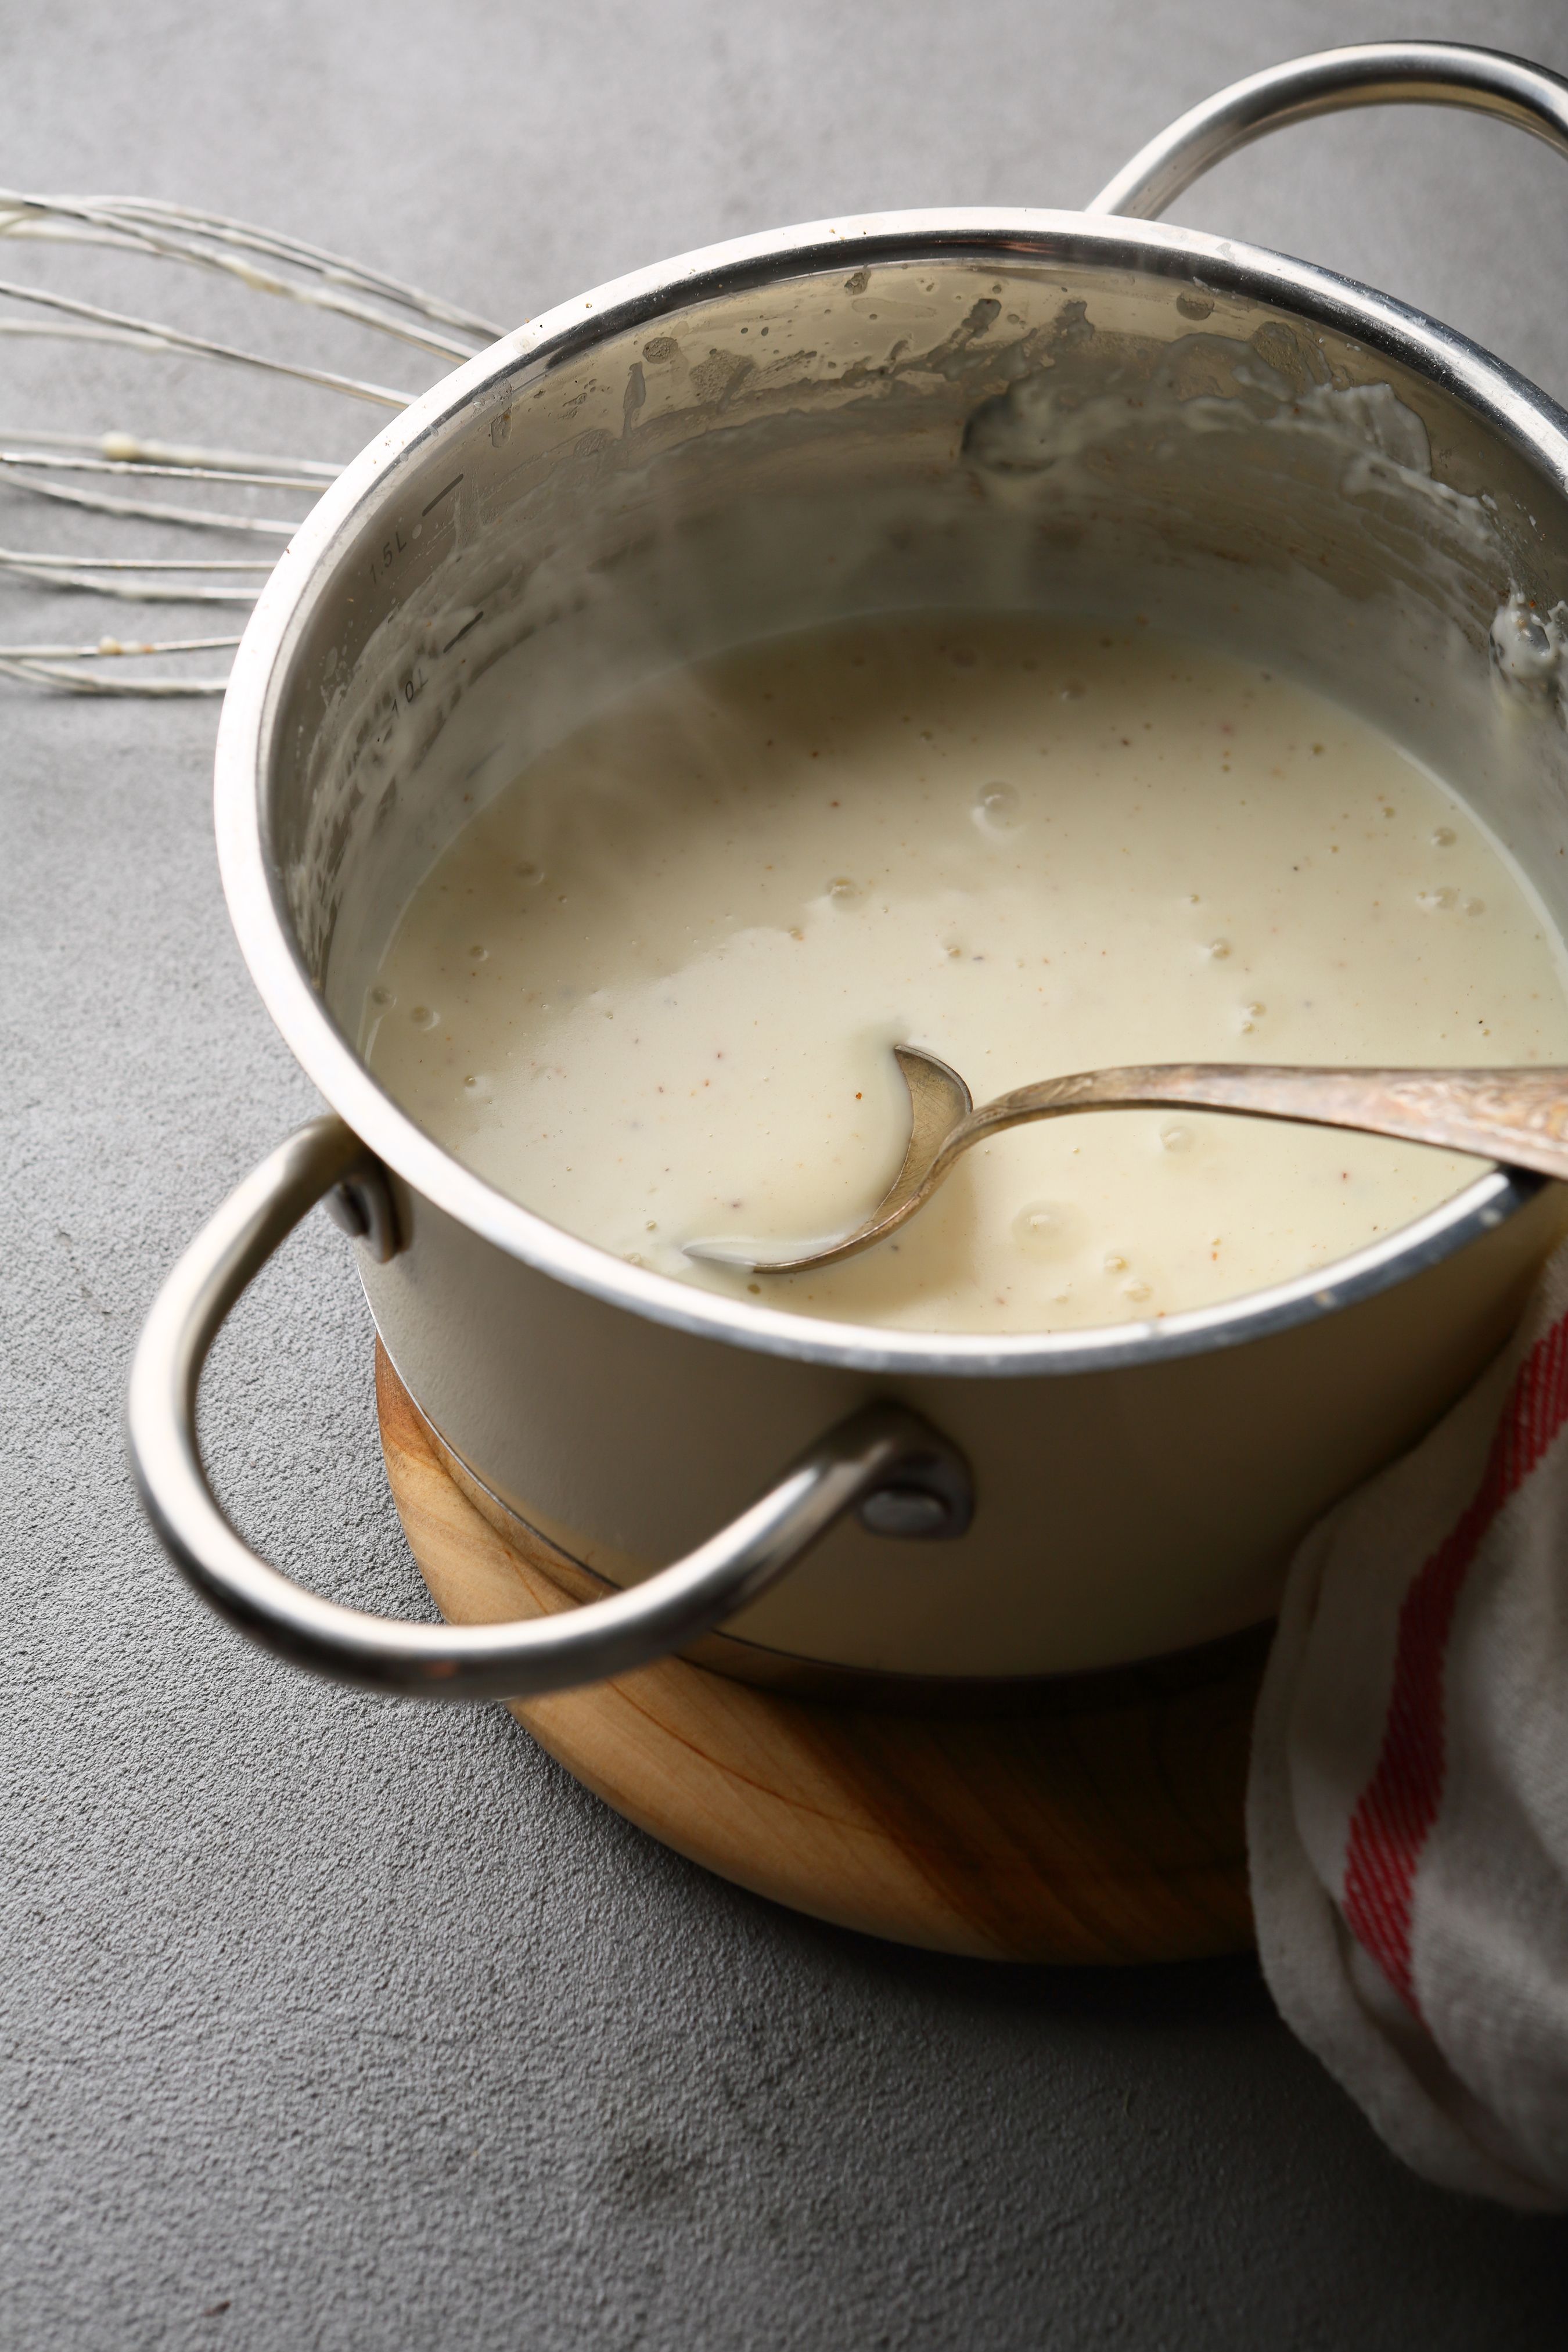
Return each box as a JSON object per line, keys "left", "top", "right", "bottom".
{"left": 1089, "top": 39, "right": 1568, "bottom": 222}
{"left": 126, "top": 1117, "right": 973, "bottom": 1704}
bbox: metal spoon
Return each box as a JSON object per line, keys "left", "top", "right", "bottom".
{"left": 686, "top": 1046, "right": 1568, "bottom": 1276}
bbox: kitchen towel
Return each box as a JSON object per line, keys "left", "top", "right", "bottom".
{"left": 1249, "top": 1238, "right": 1568, "bottom": 2209}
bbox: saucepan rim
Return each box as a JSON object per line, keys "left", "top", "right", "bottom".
{"left": 214, "top": 204, "right": 1568, "bottom": 1379}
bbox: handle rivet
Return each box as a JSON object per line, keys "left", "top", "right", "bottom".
{"left": 858, "top": 1434, "right": 974, "bottom": 1540}
{"left": 325, "top": 1169, "right": 401, "bottom": 1263}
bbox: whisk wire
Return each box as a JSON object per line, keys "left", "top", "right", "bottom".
{"left": 0, "top": 555, "right": 260, "bottom": 605}
{"left": 5, "top": 470, "right": 301, "bottom": 535}
{"left": 0, "top": 193, "right": 484, "bottom": 361}
{"left": 0, "top": 427, "right": 340, "bottom": 478}
{"left": 91, "top": 194, "right": 503, "bottom": 341}
{"left": 0, "top": 275, "right": 415, "bottom": 407}
{"left": 1, "top": 450, "right": 333, "bottom": 491}
{"left": 0, "top": 186, "right": 508, "bottom": 692}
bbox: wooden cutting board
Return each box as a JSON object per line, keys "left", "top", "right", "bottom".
{"left": 376, "top": 1343, "right": 1261, "bottom": 1962}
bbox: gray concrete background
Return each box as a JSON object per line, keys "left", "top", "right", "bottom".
{"left": 6, "top": 2, "right": 1568, "bottom": 2344}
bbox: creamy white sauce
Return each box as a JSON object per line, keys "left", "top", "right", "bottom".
{"left": 363, "top": 615, "right": 1568, "bottom": 1334}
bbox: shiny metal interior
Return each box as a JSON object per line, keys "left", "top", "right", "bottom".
{"left": 223, "top": 211, "right": 1568, "bottom": 1368}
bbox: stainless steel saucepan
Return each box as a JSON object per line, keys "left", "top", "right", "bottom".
{"left": 129, "top": 42, "right": 1568, "bottom": 1699}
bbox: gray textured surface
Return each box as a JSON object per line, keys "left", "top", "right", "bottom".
{"left": 6, "top": 2, "right": 1568, "bottom": 2344}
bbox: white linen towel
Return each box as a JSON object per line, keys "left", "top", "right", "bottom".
{"left": 1249, "top": 1240, "right": 1568, "bottom": 2209}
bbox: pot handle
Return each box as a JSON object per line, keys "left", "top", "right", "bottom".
{"left": 1089, "top": 39, "right": 1568, "bottom": 221}
{"left": 126, "top": 1117, "right": 973, "bottom": 1703}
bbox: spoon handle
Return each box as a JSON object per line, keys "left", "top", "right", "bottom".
{"left": 973, "top": 1064, "right": 1568, "bottom": 1181}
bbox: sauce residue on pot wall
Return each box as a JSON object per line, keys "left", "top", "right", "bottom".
{"left": 362, "top": 612, "right": 1568, "bottom": 1335}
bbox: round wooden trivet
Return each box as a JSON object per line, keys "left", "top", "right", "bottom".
{"left": 376, "top": 1342, "right": 1260, "bottom": 1962}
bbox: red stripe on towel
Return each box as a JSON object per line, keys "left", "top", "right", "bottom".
{"left": 1340, "top": 1311, "right": 1568, "bottom": 2015}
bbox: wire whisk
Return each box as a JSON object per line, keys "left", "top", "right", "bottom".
{"left": 0, "top": 190, "right": 503, "bottom": 694}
